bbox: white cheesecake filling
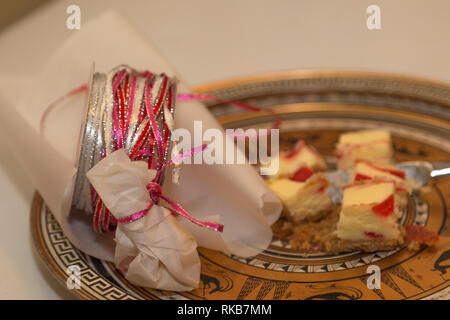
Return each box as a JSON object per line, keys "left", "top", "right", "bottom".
{"left": 268, "top": 179, "right": 306, "bottom": 201}
{"left": 338, "top": 129, "right": 391, "bottom": 144}
{"left": 336, "top": 181, "right": 401, "bottom": 241}
{"left": 336, "top": 129, "right": 393, "bottom": 170}
{"left": 268, "top": 143, "right": 326, "bottom": 178}
{"left": 267, "top": 176, "right": 331, "bottom": 222}
{"left": 335, "top": 205, "right": 401, "bottom": 241}
{"left": 342, "top": 182, "right": 395, "bottom": 206}
{"left": 352, "top": 162, "right": 404, "bottom": 183}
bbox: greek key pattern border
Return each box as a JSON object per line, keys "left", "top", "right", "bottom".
{"left": 41, "top": 205, "right": 137, "bottom": 300}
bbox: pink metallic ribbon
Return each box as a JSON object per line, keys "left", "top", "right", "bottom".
{"left": 40, "top": 86, "right": 281, "bottom": 135}
{"left": 104, "top": 69, "right": 224, "bottom": 233}
{"left": 178, "top": 93, "right": 264, "bottom": 112}
{"left": 39, "top": 83, "right": 89, "bottom": 136}
{"left": 138, "top": 143, "right": 208, "bottom": 170}
{"left": 116, "top": 182, "right": 223, "bottom": 232}
{"left": 178, "top": 93, "right": 282, "bottom": 131}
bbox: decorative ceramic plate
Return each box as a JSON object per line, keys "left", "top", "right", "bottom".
{"left": 31, "top": 70, "right": 450, "bottom": 300}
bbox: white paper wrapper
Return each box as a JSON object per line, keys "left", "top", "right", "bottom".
{"left": 87, "top": 149, "right": 200, "bottom": 291}
{"left": 0, "top": 10, "right": 282, "bottom": 287}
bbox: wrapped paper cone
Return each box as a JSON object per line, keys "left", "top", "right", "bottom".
{"left": 87, "top": 149, "right": 200, "bottom": 291}
{"left": 166, "top": 94, "right": 282, "bottom": 256}
{"left": 0, "top": 10, "right": 281, "bottom": 278}
{"left": 0, "top": 90, "right": 117, "bottom": 258}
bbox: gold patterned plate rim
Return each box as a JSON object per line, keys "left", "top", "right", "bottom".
{"left": 31, "top": 69, "right": 450, "bottom": 300}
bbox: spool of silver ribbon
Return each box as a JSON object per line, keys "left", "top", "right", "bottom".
{"left": 72, "top": 65, "right": 176, "bottom": 232}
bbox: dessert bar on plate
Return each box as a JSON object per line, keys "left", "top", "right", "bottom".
{"left": 267, "top": 173, "right": 331, "bottom": 223}
{"left": 335, "top": 129, "right": 393, "bottom": 170}
{"left": 274, "top": 140, "right": 328, "bottom": 178}
{"left": 351, "top": 159, "right": 409, "bottom": 207}
{"left": 266, "top": 140, "right": 333, "bottom": 223}
{"left": 268, "top": 129, "right": 438, "bottom": 254}
{"left": 327, "top": 180, "right": 404, "bottom": 253}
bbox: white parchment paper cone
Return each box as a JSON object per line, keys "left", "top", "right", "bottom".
{"left": 18, "top": 11, "right": 178, "bottom": 167}
{"left": 0, "top": 95, "right": 116, "bottom": 260}
{"left": 0, "top": 10, "right": 282, "bottom": 264}
{"left": 0, "top": 11, "right": 178, "bottom": 260}
{"left": 87, "top": 149, "right": 200, "bottom": 291}
{"left": 165, "top": 91, "right": 282, "bottom": 257}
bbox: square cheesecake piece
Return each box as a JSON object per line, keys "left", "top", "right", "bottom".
{"left": 266, "top": 173, "right": 332, "bottom": 223}
{"left": 335, "top": 129, "right": 393, "bottom": 170}
{"left": 329, "top": 180, "right": 404, "bottom": 253}
{"left": 351, "top": 159, "right": 409, "bottom": 207}
{"left": 352, "top": 159, "right": 408, "bottom": 192}
{"left": 275, "top": 140, "right": 327, "bottom": 178}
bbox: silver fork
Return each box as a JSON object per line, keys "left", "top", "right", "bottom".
{"left": 396, "top": 161, "right": 450, "bottom": 186}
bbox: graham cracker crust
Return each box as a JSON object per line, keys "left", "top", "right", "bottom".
{"left": 281, "top": 206, "right": 332, "bottom": 224}
{"left": 324, "top": 230, "right": 405, "bottom": 254}
{"left": 271, "top": 206, "right": 434, "bottom": 254}
{"left": 272, "top": 205, "right": 340, "bottom": 253}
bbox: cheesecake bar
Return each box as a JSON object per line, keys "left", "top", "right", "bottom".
{"left": 274, "top": 140, "right": 327, "bottom": 178}
{"left": 351, "top": 159, "right": 406, "bottom": 188}
{"left": 351, "top": 159, "right": 409, "bottom": 207}
{"left": 266, "top": 173, "right": 332, "bottom": 223}
{"left": 335, "top": 129, "right": 393, "bottom": 170}
{"left": 329, "top": 180, "right": 404, "bottom": 252}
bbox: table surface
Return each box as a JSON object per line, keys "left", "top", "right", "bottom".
{"left": 0, "top": 0, "right": 449, "bottom": 299}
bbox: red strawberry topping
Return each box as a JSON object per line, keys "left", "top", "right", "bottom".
{"left": 364, "top": 231, "right": 384, "bottom": 240}
{"left": 372, "top": 194, "right": 395, "bottom": 217}
{"left": 354, "top": 173, "right": 371, "bottom": 181}
{"left": 290, "top": 166, "right": 314, "bottom": 182}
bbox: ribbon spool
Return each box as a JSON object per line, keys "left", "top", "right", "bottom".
{"left": 73, "top": 66, "right": 177, "bottom": 233}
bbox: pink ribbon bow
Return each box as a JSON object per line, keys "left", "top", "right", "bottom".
{"left": 116, "top": 181, "right": 223, "bottom": 232}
